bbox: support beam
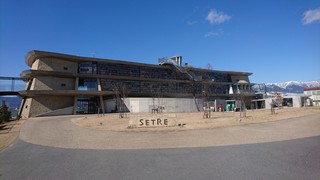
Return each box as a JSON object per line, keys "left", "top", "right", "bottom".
{"left": 97, "top": 78, "right": 105, "bottom": 113}
{"left": 75, "top": 77, "right": 79, "bottom": 90}
{"left": 73, "top": 96, "right": 78, "bottom": 115}
{"left": 97, "top": 78, "right": 102, "bottom": 91}
{"left": 99, "top": 95, "right": 105, "bottom": 114}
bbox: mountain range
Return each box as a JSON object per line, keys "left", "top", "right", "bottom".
{"left": 263, "top": 80, "right": 320, "bottom": 93}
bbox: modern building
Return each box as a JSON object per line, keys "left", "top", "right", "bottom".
{"left": 304, "top": 87, "right": 320, "bottom": 106}
{"left": 251, "top": 92, "right": 311, "bottom": 109}
{"left": 19, "top": 50, "right": 255, "bottom": 118}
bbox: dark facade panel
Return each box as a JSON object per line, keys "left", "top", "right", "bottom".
{"left": 187, "top": 69, "right": 231, "bottom": 82}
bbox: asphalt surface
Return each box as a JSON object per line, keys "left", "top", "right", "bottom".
{"left": 1, "top": 136, "right": 320, "bottom": 180}
{"left": 0, "top": 114, "right": 320, "bottom": 179}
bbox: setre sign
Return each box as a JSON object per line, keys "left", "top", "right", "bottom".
{"left": 139, "top": 118, "right": 169, "bottom": 126}
{"left": 129, "top": 115, "right": 176, "bottom": 128}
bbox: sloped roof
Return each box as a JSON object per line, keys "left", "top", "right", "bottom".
{"left": 304, "top": 87, "right": 320, "bottom": 91}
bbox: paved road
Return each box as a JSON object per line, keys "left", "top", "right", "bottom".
{"left": 0, "top": 114, "right": 320, "bottom": 179}
{"left": 1, "top": 136, "right": 320, "bottom": 180}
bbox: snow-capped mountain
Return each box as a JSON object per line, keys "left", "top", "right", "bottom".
{"left": 265, "top": 80, "right": 320, "bottom": 93}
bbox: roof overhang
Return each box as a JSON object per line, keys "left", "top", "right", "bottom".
{"left": 25, "top": 50, "right": 253, "bottom": 76}
{"left": 25, "top": 50, "right": 160, "bottom": 68}
{"left": 185, "top": 67, "right": 252, "bottom": 76}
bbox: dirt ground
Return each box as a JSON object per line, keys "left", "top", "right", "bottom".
{"left": 72, "top": 107, "right": 320, "bottom": 132}
{"left": 1, "top": 107, "right": 319, "bottom": 150}
{"left": 0, "top": 119, "right": 24, "bottom": 151}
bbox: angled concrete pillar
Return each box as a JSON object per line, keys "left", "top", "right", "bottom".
{"left": 99, "top": 95, "right": 105, "bottom": 114}
{"left": 229, "top": 84, "right": 233, "bottom": 94}
{"left": 97, "top": 78, "right": 102, "bottom": 91}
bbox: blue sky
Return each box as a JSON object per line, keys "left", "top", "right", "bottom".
{"left": 1, "top": 0, "right": 319, "bottom": 84}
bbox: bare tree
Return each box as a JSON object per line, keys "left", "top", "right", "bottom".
{"left": 192, "top": 82, "right": 201, "bottom": 112}
{"left": 205, "top": 63, "right": 213, "bottom": 70}
{"left": 237, "top": 88, "right": 248, "bottom": 118}
{"left": 198, "top": 71, "right": 228, "bottom": 119}
{"left": 151, "top": 85, "right": 163, "bottom": 113}
{"left": 156, "top": 87, "right": 164, "bottom": 113}
{"left": 275, "top": 92, "right": 283, "bottom": 109}
{"left": 112, "top": 82, "right": 128, "bottom": 118}
{"left": 239, "top": 95, "right": 246, "bottom": 118}
{"left": 201, "top": 79, "right": 222, "bottom": 118}
{"left": 202, "top": 80, "right": 211, "bottom": 118}
{"left": 270, "top": 100, "right": 276, "bottom": 114}
{"left": 269, "top": 92, "right": 283, "bottom": 115}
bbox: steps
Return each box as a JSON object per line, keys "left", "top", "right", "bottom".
{"left": 162, "top": 63, "right": 194, "bottom": 81}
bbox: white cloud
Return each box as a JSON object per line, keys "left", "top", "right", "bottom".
{"left": 206, "top": 9, "right": 231, "bottom": 25}
{"left": 302, "top": 7, "right": 320, "bottom": 25}
{"left": 204, "top": 31, "right": 219, "bottom": 37}
{"left": 204, "top": 29, "right": 223, "bottom": 38}
{"left": 187, "top": 21, "right": 198, "bottom": 25}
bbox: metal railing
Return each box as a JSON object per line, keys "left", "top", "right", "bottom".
{"left": 0, "top": 77, "right": 25, "bottom": 95}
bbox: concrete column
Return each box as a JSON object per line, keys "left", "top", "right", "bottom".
{"left": 75, "top": 77, "right": 79, "bottom": 90}
{"left": 97, "top": 78, "right": 102, "bottom": 91}
{"left": 27, "top": 79, "right": 33, "bottom": 90}
{"left": 73, "top": 96, "right": 78, "bottom": 115}
{"left": 99, "top": 95, "right": 105, "bottom": 114}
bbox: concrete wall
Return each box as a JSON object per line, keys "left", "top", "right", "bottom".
{"left": 292, "top": 96, "right": 302, "bottom": 108}
{"left": 37, "top": 106, "right": 74, "bottom": 117}
{"left": 20, "top": 98, "right": 32, "bottom": 119}
{"left": 264, "top": 98, "right": 273, "bottom": 109}
{"left": 33, "top": 58, "right": 78, "bottom": 73}
{"left": 104, "top": 98, "right": 203, "bottom": 113}
{"left": 31, "top": 76, "right": 75, "bottom": 90}
{"left": 263, "top": 96, "right": 304, "bottom": 109}
{"left": 31, "top": 59, "right": 40, "bottom": 70}
{"left": 304, "top": 90, "right": 320, "bottom": 106}
{"left": 21, "top": 96, "right": 74, "bottom": 118}
{"left": 311, "top": 95, "right": 320, "bottom": 106}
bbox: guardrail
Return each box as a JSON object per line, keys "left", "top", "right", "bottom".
{"left": 0, "top": 77, "right": 25, "bottom": 95}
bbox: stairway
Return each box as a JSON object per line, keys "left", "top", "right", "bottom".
{"left": 165, "top": 63, "right": 194, "bottom": 81}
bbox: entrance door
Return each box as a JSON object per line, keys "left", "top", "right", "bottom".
{"left": 76, "top": 96, "right": 98, "bottom": 114}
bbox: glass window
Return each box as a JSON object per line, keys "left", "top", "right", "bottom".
{"left": 79, "top": 62, "right": 97, "bottom": 74}
{"left": 76, "top": 96, "right": 99, "bottom": 114}
{"left": 78, "top": 78, "right": 97, "bottom": 90}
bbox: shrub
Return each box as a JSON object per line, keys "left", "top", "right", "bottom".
{"left": 0, "top": 104, "right": 11, "bottom": 123}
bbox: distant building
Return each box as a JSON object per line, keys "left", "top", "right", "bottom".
{"left": 251, "top": 92, "right": 310, "bottom": 109}
{"left": 304, "top": 87, "right": 320, "bottom": 106}
{"left": 19, "top": 50, "right": 255, "bottom": 118}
